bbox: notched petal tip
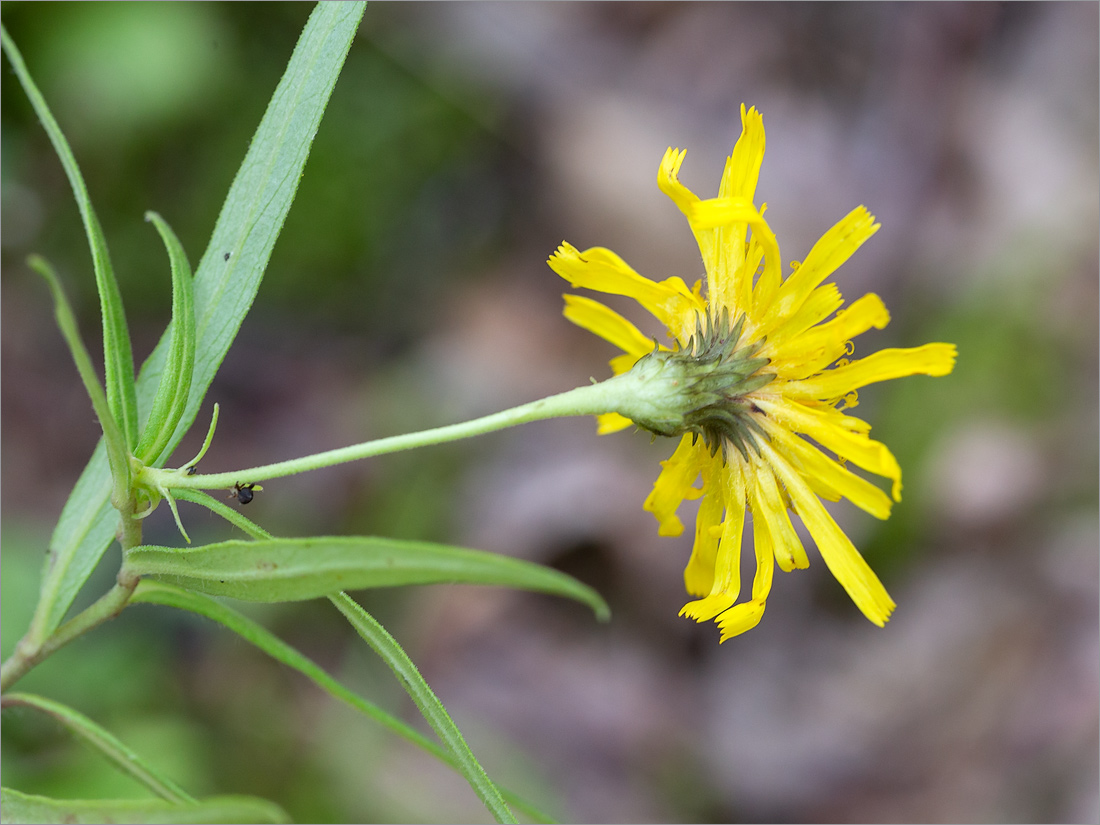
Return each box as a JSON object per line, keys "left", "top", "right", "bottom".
{"left": 716, "top": 600, "right": 767, "bottom": 641}
{"left": 679, "top": 593, "right": 736, "bottom": 622}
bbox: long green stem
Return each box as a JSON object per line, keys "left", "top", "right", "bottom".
{"left": 1, "top": 582, "right": 134, "bottom": 692}
{"left": 146, "top": 377, "right": 636, "bottom": 492}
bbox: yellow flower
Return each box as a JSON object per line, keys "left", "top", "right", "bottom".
{"left": 548, "top": 105, "right": 956, "bottom": 640}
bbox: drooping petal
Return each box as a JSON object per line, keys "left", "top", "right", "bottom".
{"left": 760, "top": 438, "right": 896, "bottom": 626}
{"left": 784, "top": 343, "right": 958, "bottom": 402}
{"left": 549, "top": 242, "right": 703, "bottom": 342}
{"left": 746, "top": 455, "right": 809, "bottom": 571}
{"left": 562, "top": 294, "right": 657, "bottom": 358}
{"left": 681, "top": 458, "right": 746, "bottom": 618}
{"left": 658, "top": 147, "right": 720, "bottom": 285}
{"left": 657, "top": 147, "right": 697, "bottom": 217}
{"left": 642, "top": 434, "right": 705, "bottom": 537}
{"left": 754, "top": 395, "right": 903, "bottom": 499}
{"left": 681, "top": 454, "right": 726, "bottom": 596}
{"left": 715, "top": 472, "right": 778, "bottom": 640}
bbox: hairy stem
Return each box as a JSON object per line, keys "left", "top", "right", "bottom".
{"left": 1, "top": 581, "right": 134, "bottom": 692}
{"left": 145, "top": 377, "right": 637, "bottom": 492}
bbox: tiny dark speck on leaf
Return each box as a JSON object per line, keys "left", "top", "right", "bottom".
{"left": 223, "top": 252, "right": 230, "bottom": 261}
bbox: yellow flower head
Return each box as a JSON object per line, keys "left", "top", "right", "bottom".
{"left": 548, "top": 105, "right": 956, "bottom": 640}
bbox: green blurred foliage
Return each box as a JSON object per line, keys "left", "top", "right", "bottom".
{"left": 2, "top": 2, "right": 513, "bottom": 341}
{"left": 1, "top": 4, "right": 518, "bottom": 819}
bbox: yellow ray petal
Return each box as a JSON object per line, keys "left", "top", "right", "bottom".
{"left": 759, "top": 206, "right": 879, "bottom": 333}
{"left": 642, "top": 434, "right": 705, "bottom": 537}
{"left": 716, "top": 599, "right": 767, "bottom": 640}
{"left": 658, "top": 147, "right": 725, "bottom": 299}
{"left": 596, "top": 412, "right": 634, "bottom": 434}
{"left": 657, "top": 146, "right": 697, "bottom": 217}
{"left": 609, "top": 352, "right": 642, "bottom": 375}
{"left": 755, "top": 396, "right": 903, "bottom": 500}
{"left": 689, "top": 196, "right": 783, "bottom": 313}
{"left": 681, "top": 453, "right": 726, "bottom": 596}
{"left": 682, "top": 459, "right": 747, "bottom": 618}
{"left": 763, "top": 418, "right": 893, "bottom": 520}
{"left": 745, "top": 474, "right": 780, "bottom": 599}
{"left": 746, "top": 455, "right": 808, "bottom": 571}
{"left": 784, "top": 343, "right": 958, "bottom": 401}
{"left": 758, "top": 282, "right": 843, "bottom": 349}
{"left": 562, "top": 294, "right": 657, "bottom": 358}
{"left": 549, "top": 242, "right": 702, "bottom": 340}
{"left": 760, "top": 439, "right": 896, "bottom": 626}
{"left": 719, "top": 104, "right": 766, "bottom": 202}
{"left": 715, "top": 478, "right": 777, "bottom": 640}
{"left": 765, "top": 292, "right": 891, "bottom": 375}
{"left": 709, "top": 107, "right": 766, "bottom": 318}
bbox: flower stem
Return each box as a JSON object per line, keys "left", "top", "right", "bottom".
{"left": 146, "top": 378, "right": 635, "bottom": 492}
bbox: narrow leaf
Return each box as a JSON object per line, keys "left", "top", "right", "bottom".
{"left": 122, "top": 536, "right": 610, "bottom": 618}
{"left": 23, "top": 2, "right": 366, "bottom": 644}
{"left": 331, "top": 593, "right": 517, "bottom": 824}
{"left": 0, "top": 25, "right": 138, "bottom": 448}
{"left": 0, "top": 693, "right": 194, "bottom": 804}
{"left": 26, "top": 256, "right": 131, "bottom": 496}
{"left": 134, "top": 213, "right": 195, "bottom": 464}
{"left": 0, "top": 788, "right": 289, "bottom": 825}
{"left": 129, "top": 580, "right": 555, "bottom": 824}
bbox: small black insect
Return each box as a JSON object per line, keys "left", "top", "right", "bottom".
{"left": 186, "top": 465, "right": 198, "bottom": 476}
{"left": 229, "top": 482, "right": 256, "bottom": 505}
{"left": 223, "top": 252, "right": 230, "bottom": 261}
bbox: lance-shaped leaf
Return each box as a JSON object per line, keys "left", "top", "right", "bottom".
{"left": 122, "top": 537, "right": 610, "bottom": 618}
{"left": 130, "top": 580, "right": 555, "bottom": 824}
{"left": 1, "top": 25, "right": 137, "bottom": 449}
{"left": 22, "top": 2, "right": 366, "bottom": 647}
{"left": 134, "top": 213, "right": 195, "bottom": 464}
{"left": 0, "top": 788, "right": 289, "bottom": 825}
{"left": 27, "top": 256, "right": 131, "bottom": 499}
{"left": 331, "top": 593, "right": 518, "bottom": 824}
{"left": 0, "top": 693, "right": 194, "bottom": 804}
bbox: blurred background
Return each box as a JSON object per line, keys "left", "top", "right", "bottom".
{"left": 2, "top": 2, "right": 1097, "bottom": 822}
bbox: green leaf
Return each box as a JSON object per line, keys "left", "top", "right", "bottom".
{"left": 0, "top": 693, "right": 194, "bottom": 804}
{"left": 0, "top": 25, "right": 138, "bottom": 450}
{"left": 133, "top": 213, "right": 195, "bottom": 464}
{"left": 330, "top": 593, "right": 517, "bottom": 824}
{"left": 26, "top": 256, "right": 131, "bottom": 498}
{"left": 122, "top": 536, "right": 610, "bottom": 617}
{"left": 23, "top": 2, "right": 367, "bottom": 646}
{"left": 0, "top": 788, "right": 289, "bottom": 825}
{"left": 129, "top": 580, "right": 555, "bottom": 824}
